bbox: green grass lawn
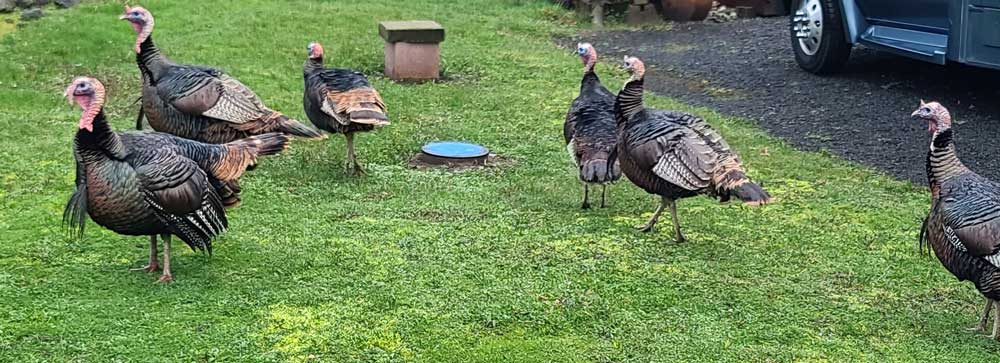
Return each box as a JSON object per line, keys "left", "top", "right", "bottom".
{"left": 0, "top": 0, "right": 997, "bottom": 361}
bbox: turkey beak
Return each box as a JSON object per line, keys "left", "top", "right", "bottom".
{"left": 63, "top": 84, "right": 76, "bottom": 107}
{"left": 119, "top": 14, "right": 128, "bottom": 20}
{"left": 910, "top": 109, "right": 921, "bottom": 118}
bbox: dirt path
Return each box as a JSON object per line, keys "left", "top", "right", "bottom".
{"left": 559, "top": 17, "right": 1000, "bottom": 184}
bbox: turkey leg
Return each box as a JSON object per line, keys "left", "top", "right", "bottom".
{"left": 992, "top": 300, "right": 1000, "bottom": 341}
{"left": 636, "top": 197, "right": 667, "bottom": 232}
{"left": 600, "top": 185, "right": 607, "bottom": 208}
{"left": 667, "top": 199, "right": 686, "bottom": 243}
{"left": 345, "top": 132, "right": 365, "bottom": 176}
{"left": 130, "top": 235, "right": 159, "bottom": 272}
{"left": 581, "top": 184, "right": 591, "bottom": 209}
{"left": 156, "top": 235, "right": 173, "bottom": 284}
{"left": 971, "top": 299, "right": 993, "bottom": 332}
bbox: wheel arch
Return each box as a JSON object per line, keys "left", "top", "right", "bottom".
{"left": 838, "top": 0, "right": 868, "bottom": 44}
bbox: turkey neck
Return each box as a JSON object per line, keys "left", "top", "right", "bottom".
{"left": 76, "top": 110, "right": 126, "bottom": 162}
{"left": 580, "top": 71, "right": 601, "bottom": 93}
{"left": 136, "top": 35, "right": 170, "bottom": 82}
{"left": 614, "top": 77, "right": 644, "bottom": 126}
{"left": 304, "top": 57, "right": 324, "bottom": 75}
{"left": 927, "top": 128, "right": 969, "bottom": 193}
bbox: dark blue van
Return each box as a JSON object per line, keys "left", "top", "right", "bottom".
{"left": 790, "top": 0, "right": 1000, "bottom": 73}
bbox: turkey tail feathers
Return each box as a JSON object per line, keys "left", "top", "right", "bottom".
{"left": 349, "top": 110, "right": 390, "bottom": 126}
{"left": 148, "top": 189, "right": 228, "bottom": 255}
{"left": 63, "top": 185, "right": 88, "bottom": 238}
{"left": 211, "top": 133, "right": 290, "bottom": 182}
{"left": 270, "top": 112, "right": 326, "bottom": 139}
{"left": 239, "top": 132, "right": 289, "bottom": 157}
{"left": 581, "top": 158, "right": 621, "bottom": 184}
{"left": 606, "top": 147, "right": 619, "bottom": 181}
{"left": 730, "top": 180, "right": 771, "bottom": 206}
{"left": 211, "top": 179, "right": 241, "bottom": 209}
{"left": 918, "top": 215, "right": 932, "bottom": 256}
{"left": 718, "top": 168, "right": 771, "bottom": 206}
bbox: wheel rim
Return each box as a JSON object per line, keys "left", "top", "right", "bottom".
{"left": 792, "top": 0, "right": 823, "bottom": 56}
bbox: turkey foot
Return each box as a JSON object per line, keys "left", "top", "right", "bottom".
{"left": 668, "top": 200, "right": 686, "bottom": 243}
{"left": 348, "top": 163, "right": 366, "bottom": 176}
{"left": 970, "top": 299, "right": 993, "bottom": 332}
{"left": 345, "top": 132, "right": 365, "bottom": 176}
{"left": 154, "top": 235, "right": 173, "bottom": 284}
{"left": 130, "top": 263, "right": 159, "bottom": 273}
{"left": 131, "top": 235, "right": 159, "bottom": 272}
{"left": 673, "top": 230, "right": 687, "bottom": 244}
{"left": 636, "top": 198, "right": 667, "bottom": 233}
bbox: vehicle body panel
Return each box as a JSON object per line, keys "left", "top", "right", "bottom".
{"left": 838, "top": 0, "right": 1000, "bottom": 69}
{"left": 856, "top": 0, "right": 950, "bottom": 32}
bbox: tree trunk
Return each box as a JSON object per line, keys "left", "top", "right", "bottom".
{"left": 591, "top": 0, "right": 605, "bottom": 28}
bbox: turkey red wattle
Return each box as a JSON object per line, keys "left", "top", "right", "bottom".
{"left": 121, "top": 6, "right": 153, "bottom": 53}
{"left": 129, "top": 21, "right": 143, "bottom": 36}
{"left": 133, "top": 23, "right": 151, "bottom": 54}
{"left": 75, "top": 94, "right": 101, "bottom": 132}
{"left": 72, "top": 95, "right": 91, "bottom": 110}
{"left": 63, "top": 83, "right": 91, "bottom": 111}
{"left": 78, "top": 116, "right": 94, "bottom": 131}
{"left": 64, "top": 78, "right": 103, "bottom": 132}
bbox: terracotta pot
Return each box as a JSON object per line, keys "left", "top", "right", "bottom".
{"left": 656, "top": 0, "right": 713, "bottom": 21}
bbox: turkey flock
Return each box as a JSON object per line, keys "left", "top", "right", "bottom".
{"left": 565, "top": 44, "right": 769, "bottom": 243}
{"left": 60, "top": 5, "right": 1000, "bottom": 342}
{"left": 67, "top": 6, "right": 388, "bottom": 283}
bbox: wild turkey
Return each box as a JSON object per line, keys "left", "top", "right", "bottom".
{"left": 564, "top": 43, "right": 621, "bottom": 208}
{"left": 612, "top": 56, "right": 770, "bottom": 242}
{"left": 303, "top": 42, "right": 390, "bottom": 175}
{"left": 120, "top": 6, "right": 324, "bottom": 144}
{"left": 914, "top": 101, "right": 1000, "bottom": 340}
{"left": 62, "top": 77, "right": 289, "bottom": 283}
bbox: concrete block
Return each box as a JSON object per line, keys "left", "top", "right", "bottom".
{"left": 379, "top": 21, "right": 444, "bottom": 81}
{"left": 378, "top": 20, "right": 444, "bottom": 43}
{"left": 384, "top": 41, "right": 440, "bottom": 81}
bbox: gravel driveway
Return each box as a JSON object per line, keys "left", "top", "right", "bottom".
{"left": 559, "top": 17, "right": 1000, "bottom": 184}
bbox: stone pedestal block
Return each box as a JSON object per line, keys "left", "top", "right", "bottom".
{"left": 384, "top": 42, "right": 440, "bottom": 81}
{"left": 379, "top": 20, "right": 444, "bottom": 81}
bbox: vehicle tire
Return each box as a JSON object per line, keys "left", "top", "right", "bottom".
{"left": 790, "top": 0, "right": 852, "bottom": 74}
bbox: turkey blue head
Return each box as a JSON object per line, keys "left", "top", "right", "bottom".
{"left": 120, "top": 5, "right": 154, "bottom": 54}
{"left": 622, "top": 56, "right": 645, "bottom": 81}
{"left": 911, "top": 100, "right": 951, "bottom": 134}
{"left": 577, "top": 43, "right": 597, "bottom": 73}
{"left": 308, "top": 42, "right": 324, "bottom": 60}
{"left": 64, "top": 77, "right": 105, "bottom": 132}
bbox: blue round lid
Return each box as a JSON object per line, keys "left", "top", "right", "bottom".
{"left": 421, "top": 141, "right": 489, "bottom": 158}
